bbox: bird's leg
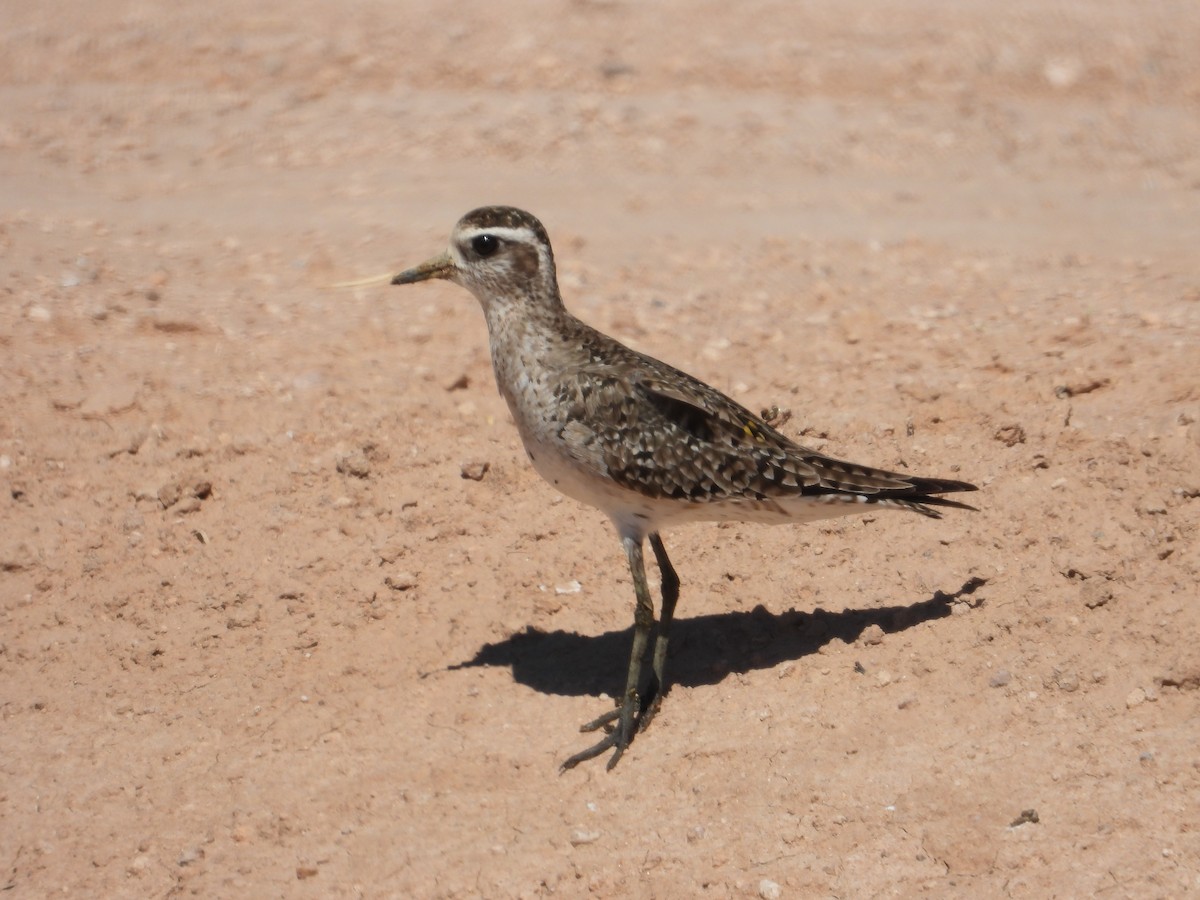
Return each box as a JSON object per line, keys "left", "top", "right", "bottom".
{"left": 640, "top": 532, "right": 679, "bottom": 727}
{"left": 560, "top": 535, "right": 654, "bottom": 772}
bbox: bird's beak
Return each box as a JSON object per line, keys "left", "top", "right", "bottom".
{"left": 392, "top": 252, "right": 454, "bottom": 285}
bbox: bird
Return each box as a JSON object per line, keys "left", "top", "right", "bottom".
{"left": 389, "top": 206, "right": 977, "bottom": 771}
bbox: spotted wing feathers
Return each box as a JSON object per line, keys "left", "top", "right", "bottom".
{"left": 554, "top": 342, "right": 977, "bottom": 517}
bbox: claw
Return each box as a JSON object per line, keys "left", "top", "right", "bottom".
{"left": 578, "top": 707, "right": 621, "bottom": 734}
{"left": 560, "top": 693, "right": 640, "bottom": 772}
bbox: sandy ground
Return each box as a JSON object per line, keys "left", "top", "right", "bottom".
{"left": 3, "top": 1, "right": 1200, "bottom": 896}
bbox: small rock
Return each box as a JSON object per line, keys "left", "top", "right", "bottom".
{"left": 569, "top": 827, "right": 600, "bottom": 846}
{"left": 1126, "top": 687, "right": 1146, "bottom": 708}
{"left": 534, "top": 593, "right": 564, "bottom": 615}
{"left": 859, "top": 624, "right": 884, "bottom": 646}
{"left": 1054, "top": 670, "right": 1080, "bottom": 692}
{"left": 296, "top": 866, "right": 319, "bottom": 880}
{"left": 336, "top": 450, "right": 371, "bottom": 479}
{"left": 989, "top": 669, "right": 1012, "bottom": 688}
{"left": 385, "top": 573, "right": 417, "bottom": 591}
{"left": 460, "top": 460, "right": 490, "bottom": 481}
{"left": 175, "top": 496, "right": 202, "bottom": 515}
{"left": 1081, "top": 581, "right": 1112, "bottom": 609}
{"left": 158, "top": 480, "right": 183, "bottom": 509}
{"left": 177, "top": 846, "right": 205, "bottom": 867}
{"left": 758, "top": 879, "right": 782, "bottom": 900}
{"left": 994, "top": 423, "right": 1026, "bottom": 447}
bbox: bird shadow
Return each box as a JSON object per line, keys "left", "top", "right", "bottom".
{"left": 432, "top": 576, "right": 987, "bottom": 698}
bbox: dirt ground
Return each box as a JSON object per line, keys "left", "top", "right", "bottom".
{"left": 3, "top": 1, "right": 1199, "bottom": 896}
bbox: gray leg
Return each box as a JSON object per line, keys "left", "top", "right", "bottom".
{"left": 641, "top": 531, "right": 679, "bottom": 727}
{"left": 560, "top": 535, "right": 654, "bottom": 772}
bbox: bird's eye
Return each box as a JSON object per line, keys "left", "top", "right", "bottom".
{"left": 471, "top": 234, "right": 500, "bottom": 257}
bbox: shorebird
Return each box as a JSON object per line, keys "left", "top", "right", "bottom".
{"left": 390, "top": 206, "right": 977, "bottom": 771}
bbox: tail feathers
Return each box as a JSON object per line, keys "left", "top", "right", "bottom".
{"left": 889, "top": 476, "right": 979, "bottom": 513}
{"left": 884, "top": 493, "right": 978, "bottom": 518}
{"left": 804, "top": 471, "right": 979, "bottom": 519}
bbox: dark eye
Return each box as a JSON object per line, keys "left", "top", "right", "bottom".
{"left": 471, "top": 234, "right": 500, "bottom": 257}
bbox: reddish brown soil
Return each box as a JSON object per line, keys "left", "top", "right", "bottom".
{"left": 3, "top": 1, "right": 1199, "bottom": 896}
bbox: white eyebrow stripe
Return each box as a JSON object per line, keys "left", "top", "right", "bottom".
{"left": 457, "top": 225, "right": 539, "bottom": 244}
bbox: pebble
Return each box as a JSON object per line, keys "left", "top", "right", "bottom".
{"left": 759, "top": 879, "right": 782, "bottom": 900}
{"left": 989, "top": 669, "right": 1012, "bottom": 688}
{"left": 336, "top": 450, "right": 371, "bottom": 478}
{"left": 158, "top": 480, "right": 183, "bottom": 508}
{"left": 460, "top": 460, "right": 490, "bottom": 481}
{"left": 1081, "top": 581, "right": 1112, "bottom": 609}
{"left": 1126, "top": 687, "right": 1146, "bottom": 708}
{"left": 994, "top": 423, "right": 1026, "bottom": 446}
{"left": 569, "top": 827, "right": 600, "bottom": 846}
{"left": 859, "top": 624, "right": 884, "bottom": 646}
{"left": 177, "top": 846, "right": 205, "bottom": 866}
{"left": 175, "top": 496, "right": 202, "bottom": 515}
{"left": 385, "top": 573, "right": 417, "bottom": 591}
{"left": 1054, "top": 671, "right": 1080, "bottom": 692}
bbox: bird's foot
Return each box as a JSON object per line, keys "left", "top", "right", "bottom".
{"left": 559, "top": 692, "right": 639, "bottom": 772}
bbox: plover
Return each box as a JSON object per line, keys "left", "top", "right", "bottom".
{"left": 390, "top": 206, "right": 977, "bottom": 771}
